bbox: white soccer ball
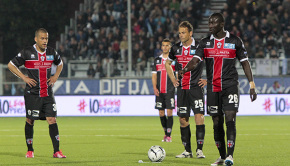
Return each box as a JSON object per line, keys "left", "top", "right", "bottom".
{"left": 148, "top": 145, "right": 166, "bottom": 162}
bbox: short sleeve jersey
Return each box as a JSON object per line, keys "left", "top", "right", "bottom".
{"left": 152, "top": 54, "right": 177, "bottom": 93}
{"left": 168, "top": 38, "right": 203, "bottom": 89}
{"left": 194, "top": 31, "right": 248, "bottom": 92}
{"left": 10, "top": 45, "right": 62, "bottom": 97}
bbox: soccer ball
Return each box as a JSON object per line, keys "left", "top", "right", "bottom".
{"left": 148, "top": 145, "right": 166, "bottom": 162}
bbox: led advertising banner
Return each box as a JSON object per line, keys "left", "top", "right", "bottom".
{"left": 0, "top": 94, "right": 289, "bottom": 117}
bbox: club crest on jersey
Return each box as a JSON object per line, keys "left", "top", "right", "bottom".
{"left": 184, "top": 50, "right": 188, "bottom": 55}
{"left": 46, "top": 55, "right": 54, "bottom": 60}
{"left": 31, "top": 54, "right": 35, "bottom": 58}
{"left": 217, "top": 42, "right": 222, "bottom": 49}
{"left": 40, "top": 56, "right": 45, "bottom": 61}
{"left": 224, "top": 43, "right": 235, "bottom": 49}
{"left": 190, "top": 50, "right": 196, "bottom": 55}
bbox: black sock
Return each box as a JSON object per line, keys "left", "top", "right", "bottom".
{"left": 226, "top": 121, "right": 236, "bottom": 157}
{"left": 180, "top": 125, "right": 191, "bottom": 152}
{"left": 214, "top": 123, "right": 226, "bottom": 159}
{"left": 160, "top": 116, "right": 167, "bottom": 135}
{"left": 166, "top": 116, "right": 173, "bottom": 137}
{"left": 25, "top": 122, "right": 34, "bottom": 151}
{"left": 196, "top": 125, "right": 205, "bottom": 151}
{"left": 49, "top": 123, "right": 60, "bottom": 153}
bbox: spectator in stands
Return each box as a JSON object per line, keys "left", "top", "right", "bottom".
{"left": 270, "top": 49, "right": 279, "bottom": 59}
{"left": 265, "top": 34, "right": 278, "bottom": 53}
{"left": 77, "top": 39, "right": 87, "bottom": 59}
{"left": 143, "top": 0, "right": 152, "bottom": 12}
{"left": 271, "top": 81, "right": 283, "bottom": 93}
{"left": 96, "top": 61, "right": 104, "bottom": 78}
{"left": 87, "top": 38, "right": 97, "bottom": 59}
{"left": 283, "top": 35, "right": 290, "bottom": 58}
{"left": 76, "top": 14, "right": 86, "bottom": 31}
{"left": 120, "top": 35, "right": 128, "bottom": 62}
{"left": 154, "top": 42, "right": 162, "bottom": 58}
{"left": 112, "top": 0, "right": 124, "bottom": 20}
{"left": 118, "top": 13, "right": 127, "bottom": 32}
{"left": 3, "top": 84, "right": 11, "bottom": 96}
{"left": 260, "top": 18, "right": 272, "bottom": 39}
{"left": 230, "top": 25, "right": 241, "bottom": 37}
{"left": 98, "top": 44, "right": 108, "bottom": 61}
{"left": 66, "top": 29, "right": 76, "bottom": 42}
{"left": 255, "top": 49, "right": 265, "bottom": 58}
{"left": 169, "top": 0, "right": 180, "bottom": 16}
{"left": 266, "top": 10, "right": 279, "bottom": 28}
{"left": 87, "top": 64, "right": 95, "bottom": 78}
{"left": 136, "top": 50, "right": 146, "bottom": 76}
{"left": 280, "top": 12, "right": 289, "bottom": 32}
{"left": 252, "top": 34, "right": 263, "bottom": 54}
{"left": 243, "top": 24, "right": 256, "bottom": 42}
{"left": 102, "top": 57, "right": 114, "bottom": 77}
{"left": 69, "top": 37, "right": 78, "bottom": 59}
{"left": 76, "top": 30, "right": 87, "bottom": 42}
{"left": 57, "top": 44, "right": 71, "bottom": 60}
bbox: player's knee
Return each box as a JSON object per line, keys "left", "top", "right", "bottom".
{"left": 26, "top": 118, "right": 34, "bottom": 125}
{"left": 179, "top": 117, "right": 189, "bottom": 127}
{"left": 167, "top": 109, "right": 173, "bottom": 116}
{"left": 46, "top": 117, "right": 56, "bottom": 125}
{"left": 159, "top": 110, "right": 165, "bottom": 117}
{"left": 224, "top": 111, "right": 236, "bottom": 123}
{"left": 195, "top": 114, "right": 204, "bottom": 125}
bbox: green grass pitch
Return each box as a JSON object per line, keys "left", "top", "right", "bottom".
{"left": 0, "top": 116, "right": 289, "bottom": 165}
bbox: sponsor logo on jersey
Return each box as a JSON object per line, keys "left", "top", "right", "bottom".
{"left": 156, "top": 102, "right": 162, "bottom": 108}
{"left": 208, "top": 106, "right": 218, "bottom": 113}
{"left": 217, "top": 42, "right": 222, "bottom": 48}
{"left": 224, "top": 43, "right": 235, "bottom": 49}
{"left": 32, "top": 110, "right": 40, "bottom": 117}
{"left": 46, "top": 55, "right": 54, "bottom": 60}
{"left": 178, "top": 107, "right": 187, "bottom": 113}
{"left": 31, "top": 54, "right": 35, "bottom": 58}
{"left": 190, "top": 50, "right": 196, "bottom": 55}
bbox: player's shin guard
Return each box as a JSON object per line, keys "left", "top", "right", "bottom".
{"left": 49, "top": 123, "right": 60, "bottom": 153}
{"left": 214, "top": 124, "right": 226, "bottom": 159}
{"left": 196, "top": 125, "right": 205, "bottom": 151}
{"left": 166, "top": 116, "right": 173, "bottom": 137}
{"left": 180, "top": 125, "right": 191, "bottom": 152}
{"left": 25, "top": 122, "right": 34, "bottom": 151}
{"left": 160, "top": 116, "right": 167, "bottom": 135}
{"left": 226, "top": 121, "right": 236, "bottom": 157}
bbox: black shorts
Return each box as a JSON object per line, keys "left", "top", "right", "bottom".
{"left": 177, "top": 86, "right": 205, "bottom": 117}
{"left": 155, "top": 91, "right": 175, "bottom": 110}
{"left": 207, "top": 85, "right": 240, "bottom": 116}
{"left": 24, "top": 94, "right": 57, "bottom": 120}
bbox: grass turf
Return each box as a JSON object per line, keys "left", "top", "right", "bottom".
{"left": 0, "top": 116, "right": 289, "bottom": 165}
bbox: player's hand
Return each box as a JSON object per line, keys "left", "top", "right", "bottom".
{"left": 154, "top": 88, "right": 160, "bottom": 97}
{"left": 23, "top": 76, "right": 37, "bottom": 88}
{"left": 178, "top": 70, "right": 185, "bottom": 79}
{"left": 47, "top": 75, "right": 58, "bottom": 86}
{"left": 198, "top": 79, "right": 207, "bottom": 88}
{"left": 250, "top": 88, "right": 257, "bottom": 102}
{"left": 172, "top": 79, "right": 179, "bottom": 88}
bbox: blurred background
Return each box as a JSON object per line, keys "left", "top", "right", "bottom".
{"left": 0, "top": 0, "right": 289, "bottom": 97}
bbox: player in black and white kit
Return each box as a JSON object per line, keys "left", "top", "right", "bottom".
{"left": 165, "top": 21, "right": 207, "bottom": 159}
{"left": 152, "top": 39, "right": 177, "bottom": 142}
{"left": 180, "top": 13, "right": 257, "bottom": 166}
{"left": 7, "top": 28, "right": 66, "bottom": 158}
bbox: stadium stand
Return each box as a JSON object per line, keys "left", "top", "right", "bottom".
{"left": 56, "top": 0, "right": 289, "bottom": 78}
